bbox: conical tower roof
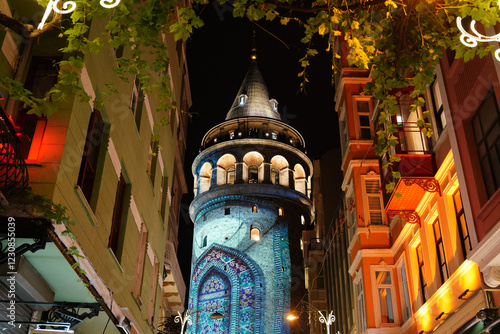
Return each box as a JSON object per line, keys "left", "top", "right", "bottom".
{"left": 225, "top": 60, "right": 281, "bottom": 121}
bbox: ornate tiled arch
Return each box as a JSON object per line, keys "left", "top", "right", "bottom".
{"left": 188, "top": 244, "right": 265, "bottom": 334}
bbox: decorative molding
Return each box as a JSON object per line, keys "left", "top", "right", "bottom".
{"left": 107, "top": 138, "right": 121, "bottom": 177}
{"left": 402, "top": 177, "right": 441, "bottom": 195}
{"left": 387, "top": 210, "right": 420, "bottom": 225}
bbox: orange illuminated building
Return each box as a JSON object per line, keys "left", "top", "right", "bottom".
{"left": 303, "top": 36, "right": 500, "bottom": 334}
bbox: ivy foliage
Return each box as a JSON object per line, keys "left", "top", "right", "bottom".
{"left": 171, "top": 0, "right": 499, "bottom": 192}
{"left": 0, "top": 0, "right": 197, "bottom": 119}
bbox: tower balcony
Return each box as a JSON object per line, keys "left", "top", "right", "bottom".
{"left": 200, "top": 117, "right": 306, "bottom": 153}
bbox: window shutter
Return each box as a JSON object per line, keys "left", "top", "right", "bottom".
{"left": 364, "top": 178, "right": 384, "bottom": 225}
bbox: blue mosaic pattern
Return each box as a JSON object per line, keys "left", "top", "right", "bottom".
{"left": 199, "top": 271, "right": 231, "bottom": 333}
{"left": 273, "top": 222, "right": 291, "bottom": 334}
{"left": 188, "top": 244, "right": 265, "bottom": 334}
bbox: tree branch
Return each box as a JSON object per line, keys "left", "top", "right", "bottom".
{"left": 0, "top": 9, "right": 62, "bottom": 39}
{"left": 269, "top": 0, "right": 388, "bottom": 13}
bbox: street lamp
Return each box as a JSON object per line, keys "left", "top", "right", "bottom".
{"left": 318, "top": 310, "right": 337, "bottom": 334}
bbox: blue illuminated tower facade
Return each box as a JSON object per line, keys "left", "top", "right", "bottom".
{"left": 188, "top": 55, "right": 313, "bottom": 333}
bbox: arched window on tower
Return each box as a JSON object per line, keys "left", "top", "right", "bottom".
{"left": 227, "top": 167, "right": 235, "bottom": 184}
{"left": 202, "top": 235, "right": 208, "bottom": 248}
{"left": 301, "top": 215, "right": 305, "bottom": 225}
{"left": 271, "top": 168, "right": 280, "bottom": 185}
{"left": 249, "top": 165, "right": 258, "bottom": 183}
{"left": 278, "top": 207, "right": 284, "bottom": 216}
{"left": 250, "top": 226, "right": 260, "bottom": 241}
{"left": 252, "top": 205, "right": 258, "bottom": 213}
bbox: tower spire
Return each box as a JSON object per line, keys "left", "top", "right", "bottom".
{"left": 251, "top": 29, "right": 257, "bottom": 60}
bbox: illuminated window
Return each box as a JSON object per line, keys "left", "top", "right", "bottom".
{"left": 252, "top": 205, "right": 258, "bottom": 213}
{"left": 453, "top": 189, "right": 471, "bottom": 259}
{"left": 239, "top": 95, "right": 247, "bottom": 105}
{"left": 271, "top": 132, "right": 278, "bottom": 140}
{"left": 301, "top": 215, "right": 305, "bottom": 225}
{"left": 229, "top": 131, "right": 235, "bottom": 139}
{"left": 278, "top": 207, "right": 284, "bottom": 216}
{"left": 250, "top": 226, "right": 260, "bottom": 241}
{"left": 202, "top": 235, "right": 208, "bottom": 248}
{"left": 433, "top": 219, "right": 449, "bottom": 284}
{"left": 471, "top": 89, "right": 500, "bottom": 198}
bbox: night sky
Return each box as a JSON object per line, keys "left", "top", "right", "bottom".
{"left": 177, "top": 0, "right": 340, "bottom": 293}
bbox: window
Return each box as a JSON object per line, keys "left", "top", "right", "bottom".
{"left": 147, "top": 257, "right": 159, "bottom": 325}
{"left": 362, "top": 176, "right": 384, "bottom": 225}
{"left": 130, "top": 77, "right": 144, "bottom": 130}
{"left": 471, "top": 89, "right": 500, "bottom": 198}
{"left": 355, "top": 276, "right": 367, "bottom": 332}
{"left": 160, "top": 176, "right": 169, "bottom": 221}
{"left": 416, "top": 245, "right": 428, "bottom": 303}
{"left": 78, "top": 110, "right": 105, "bottom": 204}
{"left": 132, "top": 223, "right": 148, "bottom": 300}
{"left": 374, "top": 270, "right": 395, "bottom": 324}
{"left": 226, "top": 167, "right": 235, "bottom": 184}
{"left": 453, "top": 189, "right": 471, "bottom": 259}
{"left": 249, "top": 165, "right": 258, "bottom": 183}
{"left": 270, "top": 99, "right": 278, "bottom": 111}
{"left": 250, "top": 226, "right": 260, "bottom": 241}
{"left": 353, "top": 97, "right": 373, "bottom": 140}
{"left": 109, "top": 173, "right": 129, "bottom": 261}
{"left": 301, "top": 215, "right": 305, "bottom": 225}
{"left": 239, "top": 95, "right": 246, "bottom": 105}
{"left": 229, "top": 131, "right": 235, "bottom": 139}
{"left": 430, "top": 78, "right": 446, "bottom": 135}
{"left": 433, "top": 219, "right": 449, "bottom": 284}
{"left": 252, "top": 205, "right": 258, "bottom": 213}
{"left": 224, "top": 207, "right": 230, "bottom": 215}
{"left": 278, "top": 207, "right": 284, "bottom": 216}
{"left": 271, "top": 168, "right": 280, "bottom": 185}
{"left": 202, "top": 235, "right": 208, "bottom": 248}
{"left": 271, "top": 132, "right": 278, "bottom": 140}
{"left": 397, "top": 257, "right": 412, "bottom": 323}
{"left": 148, "top": 139, "right": 159, "bottom": 185}
{"left": 18, "top": 56, "right": 61, "bottom": 159}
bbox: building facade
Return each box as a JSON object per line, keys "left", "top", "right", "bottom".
{"left": 304, "top": 35, "right": 500, "bottom": 333}
{"left": 187, "top": 55, "right": 313, "bottom": 333}
{"left": 0, "top": 0, "right": 190, "bottom": 333}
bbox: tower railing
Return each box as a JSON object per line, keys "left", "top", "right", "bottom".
{"left": 0, "top": 104, "right": 29, "bottom": 198}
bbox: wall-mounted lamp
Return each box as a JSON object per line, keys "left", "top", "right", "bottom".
{"left": 458, "top": 289, "right": 470, "bottom": 300}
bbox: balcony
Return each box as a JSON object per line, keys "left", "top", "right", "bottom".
{"left": 377, "top": 90, "right": 440, "bottom": 225}
{"left": 0, "top": 104, "right": 28, "bottom": 198}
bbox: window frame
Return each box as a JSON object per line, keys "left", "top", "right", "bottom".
{"left": 453, "top": 189, "right": 471, "bottom": 260}
{"left": 77, "top": 110, "right": 105, "bottom": 204}
{"left": 109, "top": 173, "right": 129, "bottom": 261}
{"left": 354, "top": 270, "right": 367, "bottom": 333}
{"left": 361, "top": 174, "right": 385, "bottom": 226}
{"left": 432, "top": 219, "right": 449, "bottom": 285}
{"left": 370, "top": 266, "right": 399, "bottom": 327}
{"left": 471, "top": 88, "right": 500, "bottom": 198}
{"left": 416, "top": 244, "right": 428, "bottom": 304}
{"left": 396, "top": 255, "right": 412, "bottom": 324}
{"left": 352, "top": 95, "right": 373, "bottom": 140}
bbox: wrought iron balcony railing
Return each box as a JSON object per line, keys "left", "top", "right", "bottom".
{"left": 0, "top": 105, "right": 28, "bottom": 198}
